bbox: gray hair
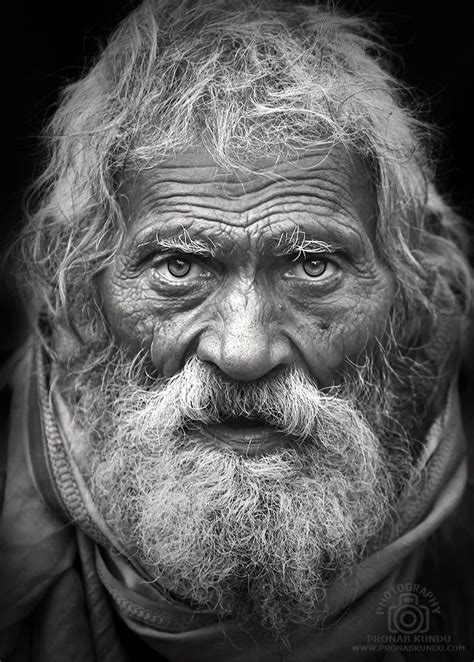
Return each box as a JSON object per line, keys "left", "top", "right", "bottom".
{"left": 19, "top": 0, "right": 472, "bottom": 350}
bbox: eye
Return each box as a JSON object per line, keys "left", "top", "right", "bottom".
{"left": 167, "top": 258, "right": 191, "bottom": 278}
{"left": 151, "top": 255, "right": 210, "bottom": 282}
{"left": 302, "top": 259, "right": 327, "bottom": 277}
{"left": 286, "top": 257, "right": 337, "bottom": 280}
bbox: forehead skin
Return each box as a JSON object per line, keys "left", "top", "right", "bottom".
{"left": 99, "top": 146, "right": 395, "bottom": 384}
{"left": 122, "top": 146, "right": 376, "bottom": 242}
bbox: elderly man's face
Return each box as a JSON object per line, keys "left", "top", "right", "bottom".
{"left": 74, "top": 146, "right": 420, "bottom": 634}
{"left": 100, "top": 146, "right": 394, "bottom": 448}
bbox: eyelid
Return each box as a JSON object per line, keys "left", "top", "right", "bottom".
{"left": 146, "top": 249, "right": 210, "bottom": 269}
{"left": 287, "top": 250, "right": 339, "bottom": 263}
{"left": 158, "top": 248, "right": 220, "bottom": 264}
{"left": 150, "top": 252, "right": 217, "bottom": 284}
{"left": 151, "top": 250, "right": 191, "bottom": 261}
{"left": 133, "top": 242, "right": 212, "bottom": 268}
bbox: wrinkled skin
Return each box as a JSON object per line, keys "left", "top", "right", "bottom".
{"left": 99, "top": 146, "right": 395, "bottom": 386}
{"left": 75, "top": 147, "right": 421, "bottom": 633}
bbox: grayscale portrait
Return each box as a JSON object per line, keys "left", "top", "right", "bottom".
{"left": 1, "top": 1, "right": 472, "bottom": 660}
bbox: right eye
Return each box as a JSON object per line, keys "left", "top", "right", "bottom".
{"left": 151, "top": 254, "right": 213, "bottom": 284}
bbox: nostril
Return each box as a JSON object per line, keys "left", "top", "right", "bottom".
{"left": 196, "top": 317, "right": 295, "bottom": 381}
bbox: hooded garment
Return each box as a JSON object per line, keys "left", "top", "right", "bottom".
{"left": 0, "top": 341, "right": 469, "bottom": 661}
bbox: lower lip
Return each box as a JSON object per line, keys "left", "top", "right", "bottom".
{"left": 197, "top": 423, "right": 288, "bottom": 456}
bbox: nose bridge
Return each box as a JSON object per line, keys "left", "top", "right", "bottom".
{"left": 223, "top": 283, "right": 268, "bottom": 356}
{"left": 197, "top": 277, "right": 292, "bottom": 381}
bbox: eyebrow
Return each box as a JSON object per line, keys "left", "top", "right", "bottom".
{"left": 137, "top": 227, "right": 219, "bottom": 257}
{"left": 275, "top": 227, "right": 341, "bottom": 259}
{"left": 134, "top": 224, "right": 343, "bottom": 261}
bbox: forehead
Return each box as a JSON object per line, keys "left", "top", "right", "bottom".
{"left": 120, "top": 145, "right": 376, "bottom": 247}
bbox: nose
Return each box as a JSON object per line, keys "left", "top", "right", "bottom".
{"left": 196, "top": 284, "right": 294, "bottom": 381}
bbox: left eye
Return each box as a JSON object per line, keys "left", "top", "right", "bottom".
{"left": 167, "top": 258, "right": 192, "bottom": 278}
{"left": 290, "top": 257, "right": 336, "bottom": 279}
{"left": 302, "top": 259, "right": 327, "bottom": 277}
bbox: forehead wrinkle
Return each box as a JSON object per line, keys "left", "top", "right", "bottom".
{"left": 134, "top": 184, "right": 359, "bottom": 232}
{"left": 132, "top": 144, "right": 354, "bottom": 187}
{"left": 135, "top": 172, "right": 355, "bottom": 215}
{"left": 214, "top": 163, "right": 355, "bottom": 196}
{"left": 137, "top": 198, "right": 354, "bottom": 231}
{"left": 133, "top": 206, "right": 358, "bottom": 236}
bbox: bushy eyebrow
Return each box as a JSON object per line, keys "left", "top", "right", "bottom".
{"left": 137, "top": 227, "right": 218, "bottom": 257}
{"left": 275, "top": 227, "right": 341, "bottom": 259}
{"left": 133, "top": 224, "right": 343, "bottom": 261}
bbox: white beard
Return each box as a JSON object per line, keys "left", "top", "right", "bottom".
{"left": 73, "top": 354, "right": 417, "bottom": 636}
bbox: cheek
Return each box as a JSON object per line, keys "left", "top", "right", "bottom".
{"left": 290, "top": 270, "right": 395, "bottom": 385}
{"left": 149, "top": 319, "right": 198, "bottom": 377}
{"left": 99, "top": 267, "right": 208, "bottom": 375}
{"left": 99, "top": 270, "right": 154, "bottom": 352}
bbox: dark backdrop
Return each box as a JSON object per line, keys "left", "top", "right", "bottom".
{"left": 1, "top": 0, "right": 473, "bottom": 356}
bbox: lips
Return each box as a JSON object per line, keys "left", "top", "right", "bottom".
{"left": 194, "top": 415, "right": 288, "bottom": 456}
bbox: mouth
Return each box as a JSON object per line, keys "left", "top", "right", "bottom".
{"left": 191, "top": 414, "right": 287, "bottom": 456}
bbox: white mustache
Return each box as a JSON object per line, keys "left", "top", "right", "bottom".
{"left": 116, "top": 356, "right": 374, "bottom": 454}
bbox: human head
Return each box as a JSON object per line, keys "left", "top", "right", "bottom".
{"left": 21, "top": 0, "right": 470, "bottom": 347}
{"left": 18, "top": 0, "right": 472, "bottom": 638}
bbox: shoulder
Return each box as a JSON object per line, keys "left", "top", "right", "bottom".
{"left": 0, "top": 342, "right": 34, "bottom": 510}
{"left": 414, "top": 360, "right": 474, "bottom": 658}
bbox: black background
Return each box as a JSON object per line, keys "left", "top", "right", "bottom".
{"left": 1, "top": 0, "right": 473, "bottom": 355}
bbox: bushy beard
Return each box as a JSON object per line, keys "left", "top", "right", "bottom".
{"left": 61, "top": 325, "right": 434, "bottom": 638}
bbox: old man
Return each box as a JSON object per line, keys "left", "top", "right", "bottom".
{"left": 0, "top": 0, "right": 472, "bottom": 660}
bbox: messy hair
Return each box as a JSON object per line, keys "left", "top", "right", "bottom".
{"left": 19, "top": 0, "right": 472, "bottom": 351}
